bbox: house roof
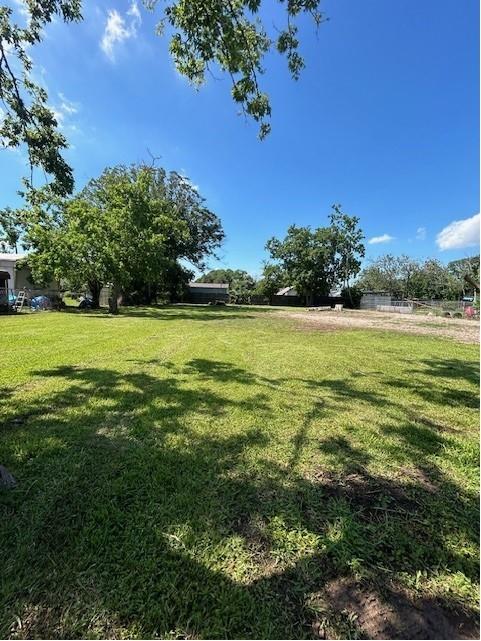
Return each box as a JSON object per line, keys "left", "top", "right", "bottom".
{"left": 189, "top": 282, "right": 229, "bottom": 289}
{"left": 276, "top": 286, "right": 296, "bottom": 296}
{"left": 0, "top": 253, "right": 26, "bottom": 262}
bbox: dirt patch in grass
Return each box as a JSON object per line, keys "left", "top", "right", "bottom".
{"left": 275, "top": 309, "right": 480, "bottom": 343}
{"left": 230, "top": 513, "right": 278, "bottom": 575}
{"left": 315, "top": 577, "right": 479, "bottom": 640}
{"left": 398, "top": 466, "right": 438, "bottom": 493}
{"left": 309, "top": 468, "right": 418, "bottom": 513}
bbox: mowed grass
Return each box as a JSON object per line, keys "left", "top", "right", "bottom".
{"left": 0, "top": 305, "right": 479, "bottom": 639}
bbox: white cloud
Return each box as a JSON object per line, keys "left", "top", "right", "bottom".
{"left": 101, "top": 1, "right": 141, "bottom": 61}
{"left": 368, "top": 233, "right": 395, "bottom": 245}
{"left": 51, "top": 107, "right": 65, "bottom": 125}
{"left": 1, "top": 40, "right": 14, "bottom": 55}
{"left": 436, "top": 213, "right": 480, "bottom": 251}
{"left": 13, "top": 0, "right": 29, "bottom": 18}
{"left": 127, "top": 0, "right": 141, "bottom": 22}
{"left": 415, "top": 226, "right": 426, "bottom": 240}
{"left": 58, "top": 92, "right": 79, "bottom": 115}
{"left": 51, "top": 92, "right": 81, "bottom": 136}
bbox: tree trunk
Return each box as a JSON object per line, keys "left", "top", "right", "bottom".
{"left": 108, "top": 284, "right": 120, "bottom": 314}
{"left": 346, "top": 281, "right": 353, "bottom": 307}
{"left": 88, "top": 280, "right": 102, "bottom": 309}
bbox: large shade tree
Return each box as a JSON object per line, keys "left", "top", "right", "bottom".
{"left": 266, "top": 208, "right": 365, "bottom": 305}
{"left": 266, "top": 225, "right": 336, "bottom": 306}
{"left": 0, "top": 206, "right": 22, "bottom": 252}
{"left": 329, "top": 204, "right": 365, "bottom": 304}
{"left": 25, "top": 164, "right": 224, "bottom": 312}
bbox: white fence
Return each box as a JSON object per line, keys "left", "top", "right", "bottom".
{"left": 377, "top": 304, "right": 413, "bottom": 314}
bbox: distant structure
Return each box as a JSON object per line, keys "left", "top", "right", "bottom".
{"left": 275, "top": 286, "right": 298, "bottom": 297}
{"left": 360, "top": 291, "right": 392, "bottom": 310}
{"left": 185, "top": 282, "right": 229, "bottom": 304}
{"left": 273, "top": 285, "right": 344, "bottom": 307}
{"left": 0, "top": 253, "right": 31, "bottom": 290}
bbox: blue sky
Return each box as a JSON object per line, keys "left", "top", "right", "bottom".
{"left": 2, "top": 0, "right": 479, "bottom": 275}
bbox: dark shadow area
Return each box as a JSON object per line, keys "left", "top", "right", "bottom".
{"left": 413, "top": 358, "right": 480, "bottom": 387}
{"left": 289, "top": 401, "right": 326, "bottom": 469}
{"left": 0, "top": 357, "right": 478, "bottom": 639}
{"left": 318, "top": 436, "right": 372, "bottom": 470}
{"left": 385, "top": 376, "right": 479, "bottom": 410}
{"left": 297, "top": 377, "right": 390, "bottom": 408}
{"left": 119, "top": 305, "right": 260, "bottom": 321}
{"left": 59, "top": 304, "right": 261, "bottom": 322}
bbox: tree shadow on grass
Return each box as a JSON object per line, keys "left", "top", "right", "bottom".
{"left": 384, "top": 358, "right": 480, "bottom": 411}
{"left": 0, "top": 359, "right": 479, "bottom": 639}
{"left": 412, "top": 358, "right": 480, "bottom": 387}
{"left": 120, "top": 305, "right": 260, "bottom": 322}
{"left": 61, "top": 304, "right": 260, "bottom": 322}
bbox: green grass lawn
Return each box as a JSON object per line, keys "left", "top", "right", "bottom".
{"left": 0, "top": 306, "right": 479, "bottom": 639}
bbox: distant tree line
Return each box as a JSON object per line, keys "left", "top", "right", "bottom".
{"left": 263, "top": 204, "right": 365, "bottom": 306}
{"left": 356, "top": 254, "right": 479, "bottom": 301}
{"left": 2, "top": 178, "right": 478, "bottom": 310}
{"left": 198, "top": 252, "right": 479, "bottom": 307}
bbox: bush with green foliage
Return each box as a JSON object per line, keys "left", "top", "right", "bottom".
{"left": 341, "top": 285, "right": 362, "bottom": 308}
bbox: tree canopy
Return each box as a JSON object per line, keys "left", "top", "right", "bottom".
{"left": 255, "top": 263, "right": 287, "bottom": 299}
{"left": 1, "top": 0, "right": 325, "bottom": 196}
{"left": 0, "top": 206, "right": 22, "bottom": 252}
{"left": 23, "top": 164, "right": 224, "bottom": 311}
{"left": 0, "top": 1, "right": 81, "bottom": 198}
{"left": 266, "top": 206, "right": 365, "bottom": 304}
{"left": 356, "top": 254, "right": 480, "bottom": 300}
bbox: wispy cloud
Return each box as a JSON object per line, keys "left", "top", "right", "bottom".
{"left": 51, "top": 92, "right": 81, "bottom": 138}
{"left": 12, "top": 0, "right": 29, "bottom": 19}
{"left": 58, "top": 92, "right": 79, "bottom": 115}
{"left": 436, "top": 213, "right": 480, "bottom": 251}
{"left": 368, "top": 233, "right": 395, "bottom": 245}
{"left": 100, "top": 1, "right": 141, "bottom": 61}
{"left": 415, "top": 226, "right": 426, "bottom": 240}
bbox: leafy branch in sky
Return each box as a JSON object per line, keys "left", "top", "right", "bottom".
{"left": 0, "top": 0, "right": 324, "bottom": 197}
{"left": 0, "top": 1, "right": 82, "bottom": 198}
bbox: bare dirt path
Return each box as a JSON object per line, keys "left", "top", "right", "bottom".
{"left": 274, "top": 308, "right": 480, "bottom": 344}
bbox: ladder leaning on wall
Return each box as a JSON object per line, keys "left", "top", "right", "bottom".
{"left": 14, "top": 290, "right": 26, "bottom": 312}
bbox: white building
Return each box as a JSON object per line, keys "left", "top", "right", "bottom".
{"left": 0, "top": 253, "right": 29, "bottom": 290}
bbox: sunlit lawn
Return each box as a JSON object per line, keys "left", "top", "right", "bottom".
{"left": 0, "top": 305, "right": 479, "bottom": 639}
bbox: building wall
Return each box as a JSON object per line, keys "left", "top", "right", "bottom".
{"left": 360, "top": 293, "right": 392, "bottom": 310}
{"left": 0, "top": 258, "right": 57, "bottom": 291}
{"left": 186, "top": 291, "right": 229, "bottom": 304}
{"left": 0, "top": 259, "right": 15, "bottom": 288}
{"left": 184, "top": 285, "right": 229, "bottom": 304}
{"left": 14, "top": 266, "right": 34, "bottom": 290}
